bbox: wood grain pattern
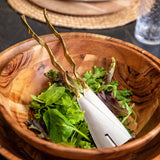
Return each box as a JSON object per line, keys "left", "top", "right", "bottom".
{"left": 0, "top": 33, "right": 160, "bottom": 160}
{"left": 29, "top": 0, "right": 138, "bottom": 16}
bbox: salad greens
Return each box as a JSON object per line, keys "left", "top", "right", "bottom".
{"left": 27, "top": 66, "right": 136, "bottom": 148}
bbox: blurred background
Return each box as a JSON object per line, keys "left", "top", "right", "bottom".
{"left": 0, "top": 0, "right": 159, "bottom": 58}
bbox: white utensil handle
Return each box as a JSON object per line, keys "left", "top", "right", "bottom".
{"left": 84, "top": 89, "right": 131, "bottom": 137}
{"left": 77, "top": 91, "right": 131, "bottom": 148}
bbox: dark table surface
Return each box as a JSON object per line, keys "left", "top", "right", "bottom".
{"left": 0, "top": 0, "right": 160, "bottom": 160}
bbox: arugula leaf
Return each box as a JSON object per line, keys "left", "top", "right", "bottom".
{"left": 116, "top": 88, "right": 133, "bottom": 101}
{"left": 83, "top": 66, "right": 106, "bottom": 93}
{"left": 83, "top": 66, "right": 106, "bottom": 81}
{"left": 92, "top": 66, "right": 106, "bottom": 79}
{"left": 99, "top": 80, "right": 118, "bottom": 98}
{"left": 83, "top": 70, "right": 92, "bottom": 81}
{"left": 119, "top": 102, "right": 136, "bottom": 123}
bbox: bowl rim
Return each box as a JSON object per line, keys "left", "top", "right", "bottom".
{"left": 0, "top": 32, "right": 160, "bottom": 159}
{"left": 1, "top": 105, "right": 160, "bottom": 159}
{"left": 1, "top": 32, "right": 160, "bottom": 72}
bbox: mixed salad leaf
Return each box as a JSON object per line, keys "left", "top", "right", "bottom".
{"left": 27, "top": 65, "right": 136, "bottom": 148}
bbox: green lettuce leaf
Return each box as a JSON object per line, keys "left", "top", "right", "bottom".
{"left": 43, "top": 108, "right": 74, "bottom": 143}
{"left": 38, "top": 83, "right": 65, "bottom": 106}
{"left": 43, "top": 108, "right": 90, "bottom": 143}
{"left": 65, "top": 102, "right": 85, "bottom": 125}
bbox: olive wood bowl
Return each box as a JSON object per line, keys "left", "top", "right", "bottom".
{"left": 0, "top": 33, "right": 160, "bottom": 160}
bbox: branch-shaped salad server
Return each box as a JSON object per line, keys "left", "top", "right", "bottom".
{"left": 21, "top": 11, "right": 131, "bottom": 148}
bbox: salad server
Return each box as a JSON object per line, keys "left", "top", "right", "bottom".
{"left": 21, "top": 9, "right": 132, "bottom": 148}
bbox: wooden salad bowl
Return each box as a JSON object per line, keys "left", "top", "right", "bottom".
{"left": 0, "top": 33, "right": 160, "bottom": 160}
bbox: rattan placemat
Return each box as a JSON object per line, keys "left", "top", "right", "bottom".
{"left": 29, "top": 0, "right": 138, "bottom": 16}
{"left": 8, "top": 0, "right": 139, "bottom": 29}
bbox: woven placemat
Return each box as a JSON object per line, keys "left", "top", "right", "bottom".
{"left": 8, "top": 0, "right": 139, "bottom": 29}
